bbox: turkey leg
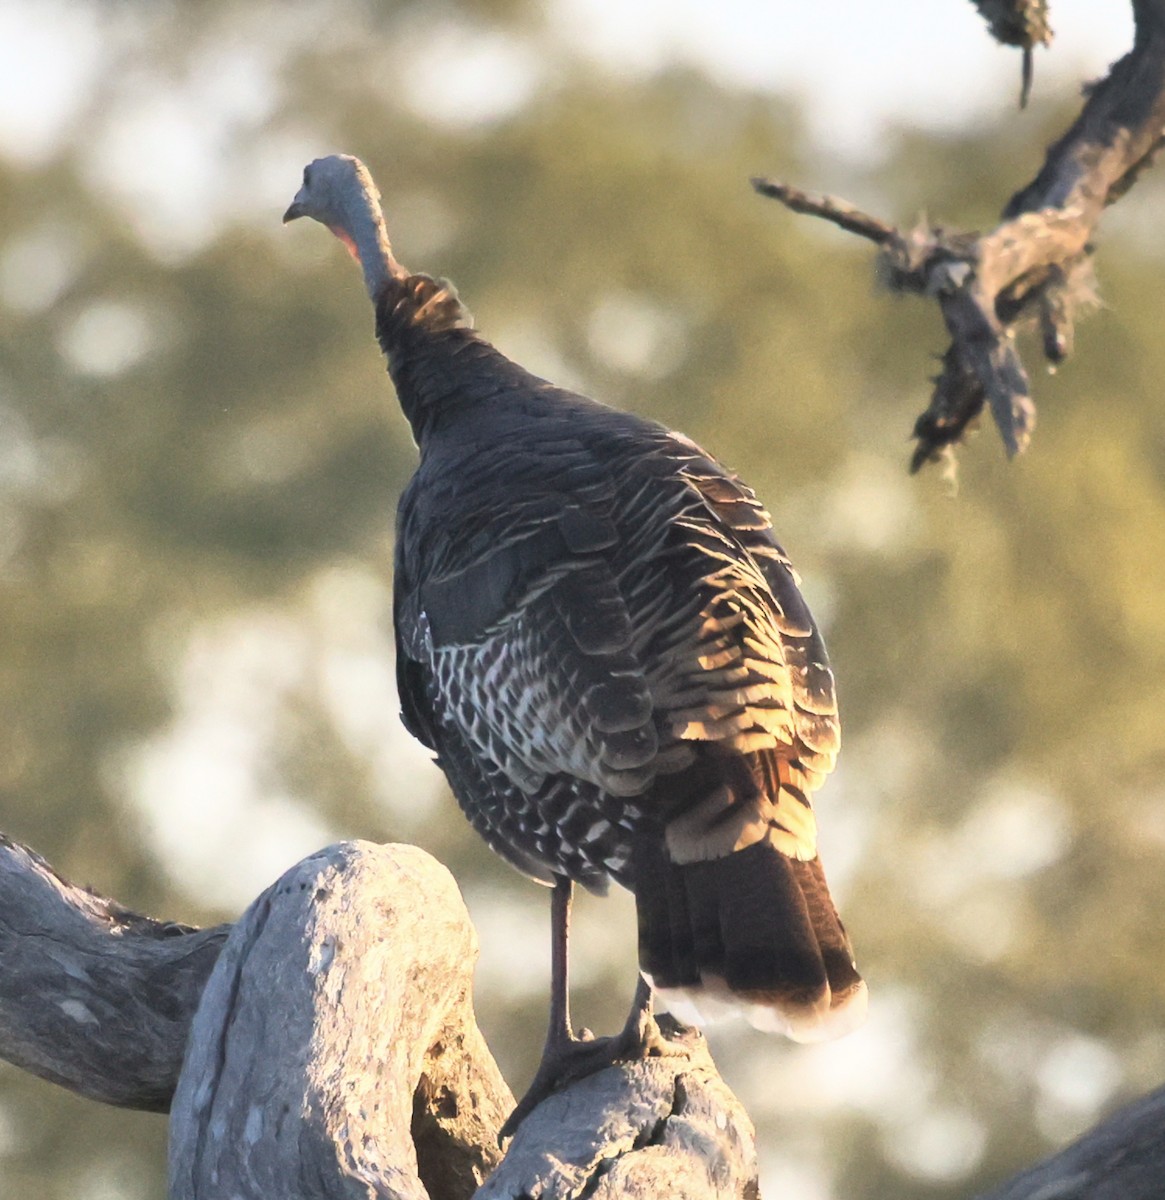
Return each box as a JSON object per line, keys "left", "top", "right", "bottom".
{"left": 499, "top": 876, "right": 684, "bottom": 1140}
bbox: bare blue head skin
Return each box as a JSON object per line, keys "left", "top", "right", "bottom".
{"left": 283, "top": 154, "right": 403, "bottom": 300}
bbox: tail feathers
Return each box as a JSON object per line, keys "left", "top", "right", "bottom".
{"left": 635, "top": 838, "right": 866, "bottom": 1043}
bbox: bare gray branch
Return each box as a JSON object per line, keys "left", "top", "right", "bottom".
{"left": 167, "top": 841, "right": 513, "bottom": 1200}
{"left": 6, "top": 829, "right": 1165, "bottom": 1196}
{"left": 0, "top": 833, "right": 227, "bottom": 1111}
{"left": 977, "top": 1083, "right": 1165, "bottom": 1200}
{"left": 0, "top": 833, "right": 760, "bottom": 1198}
{"left": 481, "top": 1023, "right": 759, "bottom": 1200}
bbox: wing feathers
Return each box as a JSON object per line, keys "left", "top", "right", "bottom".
{"left": 585, "top": 677, "right": 653, "bottom": 733}
{"left": 395, "top": 415, "right": 841, "bottom": 870}
{"left": 550, "top": 564, "right": 633, "bottom": 655}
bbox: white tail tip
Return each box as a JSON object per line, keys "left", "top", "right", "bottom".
{"left": 649, "top": 973, "right": 869, "bottom": 1043}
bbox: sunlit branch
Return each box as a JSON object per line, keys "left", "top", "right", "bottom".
{"left": 0, "top": 833, "right": 758, "bottom": 1200}
{"left": 754, "top": 0, "right": 1165, "bottom": 471}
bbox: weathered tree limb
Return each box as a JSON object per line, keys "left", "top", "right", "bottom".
{"left": 977, "top": 1081, "right": 1165, "bottom": 1199}
{"left": 8, "top": 828, "right": 1165, "bottom": 1196}
{"left": 753, "top": 0, "right": 1165, "bottom": 471}
{"left": 0, "top": 833, "right": 760, "bottom": 1198}
{"left": 481, "top": 1023, "right": 759, "bottom": 1200}
{"left": 167, "top": 840, "right": 514, "bottom": 1200}
{"left": 0, "top": 833, "right": 228, "bottom": 1110}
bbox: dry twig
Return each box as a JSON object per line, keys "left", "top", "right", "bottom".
{"left": 754, "top": 0, "right": 1165, "bottom": 471}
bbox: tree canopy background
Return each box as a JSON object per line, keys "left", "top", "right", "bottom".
{"left": 0, "top": 2, "right": 1163, "bottom": 1197}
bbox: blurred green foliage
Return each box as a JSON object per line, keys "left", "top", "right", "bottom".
{"left": 1, "top": 3, "right": 1164, "bottom": 1198}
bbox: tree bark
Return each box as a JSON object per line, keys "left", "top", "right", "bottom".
{"left": 0, "top": 833, "right": 227, "bottom": 1111}
{"left": 976, "top": 1082, "right": 1165, "bottom": 1200}
{"left": 166, "top": 840, "right": 515, "bottom": 1200}
{"left": 753, "top": 0, "right": 1165, "bottom": 470}
{"left": 6, "top": 828, "right": 1165, "bottom": 1196}
{"left": 0, "top": 833, "right": 760, "bottom": 1198}
{"left": 480, "top": 1025, "right": 760, "bottom": 1200}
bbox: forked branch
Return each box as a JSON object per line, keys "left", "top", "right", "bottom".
{"left": 0, "top": 834, "right": 759, "bottom": 1199}
{"left": 754, "top": 0, "right": 1165, "bottom": 471}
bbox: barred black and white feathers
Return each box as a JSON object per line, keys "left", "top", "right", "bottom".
{"left": 287, "top": 154, "right": 866, "bottom": 1043}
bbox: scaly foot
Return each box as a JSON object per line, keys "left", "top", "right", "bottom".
{"left": 499, "top": 979, "right": 692, "bottom": 1140}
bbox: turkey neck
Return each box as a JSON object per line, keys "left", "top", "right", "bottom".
{"left": 374, "top": 273, "right": 527, "bottom": 447}
{"left": 341, "top": 188, "right": 401, "bottom": 301}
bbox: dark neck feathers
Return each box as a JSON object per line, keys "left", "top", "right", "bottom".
{"left": 377, "top": 272, "right": 474, "bottom": 339}
{"left": 374, "top": 273, "right": 494, "bottom": 443}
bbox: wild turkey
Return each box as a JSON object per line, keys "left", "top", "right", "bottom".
{"left": 285, "top": 155, "right": 867, "bottom": 1130}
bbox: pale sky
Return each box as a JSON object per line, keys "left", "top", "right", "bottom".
{"left": 0, "top": 0, "right": 1137, "bottom": 166}
{"left": 553, "top": 0, "right": 1133, "bottom": 154}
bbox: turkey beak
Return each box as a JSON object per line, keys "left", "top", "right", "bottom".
{"left": 283, "top": 200, "right": 305, "bottom": 224}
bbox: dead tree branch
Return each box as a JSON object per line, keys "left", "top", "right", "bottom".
{"left": 970, "top": 1, "right": 1054, "bottom": 106}
{"left": 976, "top": 1080, "right": 1165, "bottom": 1200}
{"left": 754, "top": 0, "right": 1165, "bottom": 471}
{"left": 0, "top": 834, "right": 759, "bottom": 1199}
{"left": 167, "top": 841, "right": 514, "bottom": 1200}
{"left": 0, "top": 833, "right": 228, "bottom": 1111}
{"left": 8, "top": 829, "right": 1165, "bottom": 1196}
